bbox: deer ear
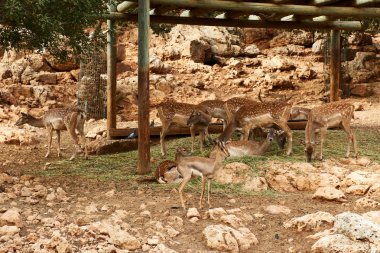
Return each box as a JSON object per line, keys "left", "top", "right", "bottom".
{"left": 21, "top": 112, "right": 27, "bottom": 116}
{"left": 276, "top": 130, "right": 284, "bottom": 135}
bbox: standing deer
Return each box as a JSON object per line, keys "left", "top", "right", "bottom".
{"left": 15, "top": 108, "right": 88, "bottom": 160}
{"left": 198, "top": 99, "right": 228, "bottom": 129}
{"left": 223, "top": 97, "right": 260, "bottom": 124}
{"left": 218, "top": 99, "right": 294, "bottom": 155}
{"left": 210, "top": 128, "right": 280, "bottom": 158}
{"left": 304, "top": 101, "right": 357, "bottom": 162}
{"left": 176, "top": 142, "right": 230, "bottom": 210}
{"left": 156, "top": 101, "right": 211, "bottom": 156}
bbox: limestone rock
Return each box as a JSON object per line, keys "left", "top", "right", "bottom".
{"left": 284, "top": 212, "right": 334, "bottom": 232}
{"left": 0, "top": 225, "right": 20, "bottom": 236}
{"left": 187, "top": 208, "right": 200, "bottom": 219}
{"left": 311, "top": 234, "right": 370, "bottom": 253}
{"left": 203, "top": 224, "right": 258, "bottom": 252}
{"left": 264, "top": 205, "right": 291, "bottom": 215}
{"left": 0, "top": 208, "right": 23, "bottom": 227}
{"left": 206, "top": 208, "right": 227, "bottom": 221}
{"left": 312, "top": 187, "right": 347, "bottom": 202}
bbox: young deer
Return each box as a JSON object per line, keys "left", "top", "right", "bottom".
{"left": 176, "top": 142, "right": 230, "bottom": 210}
{"left": 219, "top": 99, "right": 294, "bottom": 155}
{"left": 198, "top": 99, "right": 228, "bottom": 129}
{"left": 15, "top": 108, "right": 88, "bottom": 160}
{"left": 304, "top": 101, "right": 357, "bottom": 162}
{"left": 210, "top": 128, "right": 280, "bottom": 158}
{"left": 187, "top": 109, "right": 212, "bottom": 152}
{"left": 156, "top": 101, "right": 211, "bottom": 156}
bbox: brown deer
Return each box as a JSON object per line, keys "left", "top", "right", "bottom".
{"left": 223, "top": 97, "right": 260, "bottom": 124}
{"left": 210, "top": 128, "right": 280, "bottom": 158}
{"left": 176, "top": 142, "right": 230, "bottom": 210}
{"left": 218, "top": 99, "right": 294, "bottom": 155}
{"left": 198, "top": 99, "right": 228, "bottom": 129}
{"left": 304, "top": 101, "right": 357, "bottom": 162}
{"left": 15, "top": 108, "right": 88, "bottom": 160}
{"left": 156, "top": 101, "right": 211, "bottom": 156}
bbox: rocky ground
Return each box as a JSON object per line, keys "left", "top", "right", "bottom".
{"left": 1, "top": 25, "right": 380, "bottom": 252}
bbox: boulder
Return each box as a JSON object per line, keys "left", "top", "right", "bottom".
{"left": 264, "top": 205, "right": 291, "bottom": 215}
{"left": 190, "top": 40, "right": 212, "bottom": 63}
{"left": 284, "top": 211, "right": 335, "bottom": 232}
{"left": 312, "top": 186, "right": 347, "bottom": 202}
{"left": 270, "top": 30, "right": 314, "bottom": 48}
{"left": 203, "top": 224, "right": 258, "bottom": 252}
{"left": 348, "top": 32, "right": 373, "bottom": 46}
{"left": 262, "top": 55, "right": 295, "bottom": 71}
{"left": 312, "top": 234, "right": 370, "bottom": 253}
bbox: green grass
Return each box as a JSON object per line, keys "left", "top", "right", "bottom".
{"left": 33, "top": 127, "right": 380, "bottom": 195}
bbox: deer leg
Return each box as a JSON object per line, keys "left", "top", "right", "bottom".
{"left": 242, "top": 126, "right": 251, "bottom": 141}
{"left": 178, "top": 174, "right": 191, "bottom": 210}
{"left": 45, "top": 126, "right": 53, "bottom": 158}
{"left": 160, "top": 122, "right": 170, "bottom": 156}
{"left": 276, "top": 121, "right": 293, "bottom": 156}
{"left": 199, "top": 175, "right": 206, "bottom": 209}
{"left": 78, "top": 128, "right": 88, "bottom": 160}
{"left": 67, "top": 115, "right": 80, "bottom": 161}
{"left": 199, "top": 128, "right": 206, "bottom": 153}
{"left": 319, "top": 127, "right": 328, "bottom": 161}
{"left": 56, "top": 130, "right": 61, "bottom": 158}
{"left": 341, "top": 120, "right": 357, "bottom": 158}
{"left": 207, "top": 179, "right": 212, "bottom": 208}
{"left": 190, "top": 125, "right": 196, "bottom": 153}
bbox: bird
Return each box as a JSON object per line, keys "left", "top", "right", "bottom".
{"left": 127, "top": 128, "right": 138, "bottom": 139}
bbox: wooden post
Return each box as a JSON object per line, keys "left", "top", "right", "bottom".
{"left": 137, "top": 0, "right": 150, "bottom": 174}
{"left": 107, "top": 2, "right": 117, "bottom": 138}
{"left": 330, "top": 29, "right": 341, "bottom": 102}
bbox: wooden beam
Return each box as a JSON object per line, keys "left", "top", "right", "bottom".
{"left": 137, "top": 0, "right": 150, "bottom": 175}
{"left": 107, "top": 3, "right": 117, "bottom": 139}
{"left": 330, "top": 29, "right": 341, "bottom": 102}
{"left": 108, "top": 121, "right": 309, "bottom": 138}
{"left": 106, "top": 13, "right": 363, "bottom": 30}
{"left": 125, "top": 0, "right": 380, "bottom": 18}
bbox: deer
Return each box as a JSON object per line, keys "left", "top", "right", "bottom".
{"left": 223, "top": 97, "right": 260, "bottom": 124}
{"left": 210, "top": 128, "right": 281, "bottom": 158}
{"left": 156, "top": 100, "right": 211, "bottom": 156}
{"left": 15, "top": 108, "right": 88, "bottom": 160}
{"left": 218, "top": 98, "right": 294, "bottom": 155}
{"left": 303, "top": 101, "right": 357, "bottom": 162}
{"left": 176, "top": 141, "right": 230, "bottom": 210}
{"left": 197, "top": 99, "right": 228, "bottom": 129}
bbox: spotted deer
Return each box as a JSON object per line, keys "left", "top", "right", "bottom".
{"left": 218, "top": 99, "right": 294, "bottom": 155}
{"left": 304, "top": 101, "right": 357, "bottom": 162}
{"left": 15, "top": 108, "right": 88, "bottom": 160}
{"left": 176, "top": 142, "right": 230, "bottom": 210}
{"left": 156, "top": 101, "right": 211, "bottom": 156}
{"left": 223, "top": 97, "right": 260, "bottom": 124}
{"left": 198, "top": 99, "right": 228, "bottom": 129}
{"left": 210, "top": 128, "right": 280, "bottom": 158}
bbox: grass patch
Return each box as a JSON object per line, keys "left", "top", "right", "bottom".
{"left": 33, "top": 127, "right": 379, "bottom": 194}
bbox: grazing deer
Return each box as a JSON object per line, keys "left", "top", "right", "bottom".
{"left": 218, "top": 99, "right": 294, "bottom": 155}
{"left": 198, "top": 99, "right": 228, "bottom": 129}
{"left": 304, "top": 101, "right": 357, "bottom": 162}
{"left": 210, "top": 128, "right": 280, "bottom": 158}
{"left": 156, "top": 101, "right": 211, "bottom": 156}
{"left": 15, "top": 108, "right": 88, "bottom": 160}
{"left": 176, "top": 142, "right": 230, "bottom": 210}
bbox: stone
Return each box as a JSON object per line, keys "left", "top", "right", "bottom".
{"left": 203, "top": 224, "right": 258, "bottom": 252}
{"left": 0, "top": 208, "right": 22, "bottom": 227}
{"left": 312, "top": 39, "right": 326, "bottom": 54}
{"left": 312, "top": 187, "right": 347, "bottom": 202}
{"left": 0, "top": 225, "right": 20, "bottom": 236}
{"left": 220, "top": 214, "right": 244, "bottom": 228}
{"left": 206, "top": 208, "right": 227, "bottom": 221}
{"left": 350, "top": 84, "right": 373, "bottom": 97}
{"left": 263, "top": 55, "right": 295, "bottom": 71}
{"left": 264, "top": 205, "right": 291, "bottom": 215}
{"left": 149, "top": 243, "right": 178, "bottom": 253}
{"left": 186, "top": 208, "right": 200, "bottom": 219}
{"left": 270, "top": 30, "right": 314, "bottom": 47}
{"left": 344, "top": 185, "right": 370, "bottom": 195}
{"left": 284, "top": 212, "right": 335, "bottom": 232}
{"left": 35, "top": 72, "right": 57, "bottom": 85}
{"left": 190, "top": 40, "right": 212, "bottom": 63}
{"left": 311, "top": 234, "right": 370, "bottom": 253}
{"left": 243, "top": 45, "right": 260, "bottom": 57}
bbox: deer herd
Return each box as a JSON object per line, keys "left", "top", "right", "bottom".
{"left": 14, "top": 92, "right": 358, "bottom": 210}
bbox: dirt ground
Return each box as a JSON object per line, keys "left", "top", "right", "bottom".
{"left": 0, "top": 101, "right": 379, "bottom": 252}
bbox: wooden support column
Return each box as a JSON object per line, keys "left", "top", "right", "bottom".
{"left": 330, "top": 29, "right": 341, "bottom": 102}
{"left": 107, "top": 2, "right": 117, "bottom": 139}
{"left": 137, "top": 0, "right": 150, "bottom": 174}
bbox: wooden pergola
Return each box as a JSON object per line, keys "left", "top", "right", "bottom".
{"left": 106, "top": 0, "right": 380, "bottom": 174}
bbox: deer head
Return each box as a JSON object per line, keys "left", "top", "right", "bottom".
{"left": 15, "top": 112, "right": 33, "bottom": 126}
{"left": 187, "top": 109, "right": 212, "bottom": 127}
